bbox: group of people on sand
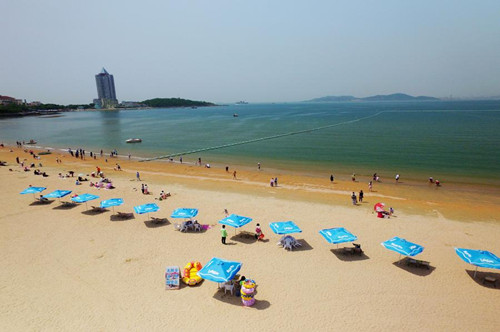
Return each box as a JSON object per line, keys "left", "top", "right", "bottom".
{"left": 270, "top": 177, "right": 278, "bottom": 187}
{"left": 351, "top": 190, "right": 364, "bottom": 205}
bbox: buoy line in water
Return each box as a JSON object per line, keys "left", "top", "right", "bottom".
{"left": 140, "top": 111, "right": 385, "bottom": 162}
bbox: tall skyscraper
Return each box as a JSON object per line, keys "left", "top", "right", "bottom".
{"left": 94, "top": 67, "right": 118, "bottom": 108}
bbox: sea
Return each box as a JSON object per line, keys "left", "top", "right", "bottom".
{"left": 1, "top": 100, "right": 500, "bottom": 185}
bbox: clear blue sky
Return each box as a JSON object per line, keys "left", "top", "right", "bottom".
{"left": 1, "top": 0, "right": 500, "bottom": 104}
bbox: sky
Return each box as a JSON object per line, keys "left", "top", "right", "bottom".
{"left": 1, "top": 0, "right": 500, "bottom": 104}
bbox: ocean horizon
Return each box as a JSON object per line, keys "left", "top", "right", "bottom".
{"left": 2, "top": 100, "right": 500, "bottom": 186}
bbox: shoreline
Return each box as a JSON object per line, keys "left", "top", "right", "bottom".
{"left": 2, "top": 144, "right": 499, "bottom": 223}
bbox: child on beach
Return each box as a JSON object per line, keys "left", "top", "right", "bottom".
{"left": 221, "top": 225, "right": 227, "bottom": 245}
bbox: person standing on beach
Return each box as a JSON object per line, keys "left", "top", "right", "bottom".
{"left": 270, "top": 178, "right": 274, "bottom": 187}
{"left": 141, "top": 183, "right": 145, "bottom": 194}
{"left": 352, "top": 173, "right": 356, "bottom": 182}
{"left": 330, "top": 174, "right": 334, "bottom": 183}
{"left": 179, "top": 156, "right": 182, "bottom": 163}
{"left": 368, "top": 181, "right": 373, "bottom": 192}
{"left": 136, "top": 171, "right": 141, "bottom": 181}
{"left": 257, "top": 162, "right": 261, "bottom": 170}
{"left": 359, "top": 190, "right": 364, "bottom": 203}
{"left": 274, "top": 177, "right": 278, "bottom": 187}
{"left": 395, "top": 174, "right": 400, "bottom": 183}
{"left": 351, "top": 192, "right": 357, "bottom": 205}
{"left": 233, "top": 171, "right": 237, "bottom": 179}
{"left": 226, "top": 166, "right": 229, "bottom": 172}
{"left": 221, "top": 225, "right": 227, "bottom": 245}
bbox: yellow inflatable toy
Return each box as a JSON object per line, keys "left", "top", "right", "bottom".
{"left": 182, "top": 261, "right": 203, "bottom": 286}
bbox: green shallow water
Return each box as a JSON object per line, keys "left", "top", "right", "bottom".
{"left": 1, "top": 100, "right": 500, "bottom": 185}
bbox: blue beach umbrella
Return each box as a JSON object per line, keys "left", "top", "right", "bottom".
{"left": 269, "top": 221, "right": 302, "bottom": 235}
{"left": 455, "top": 248, "right": 500, "bottom": 278}
{"left": 100, "top": 198, "right": 124, "bottom": 212}
{"left": 71, "top": 193, "right": 100, "bottom": 210}
{"left": 319, "top": 227, "right": 357, "bottom": 248}
{"left": 43, "top": 190, "right": 72, "bottom": 202}
{"left": 134, "top": 203, "right": 160, "bottom": 221}
{"left": 219, "top": 214, "right": 253, "bottom": 235}
{"left": 197, "top": 257, "right": 242, "bottom": 284}
{"left": 170, "top": 208, "right": 198, "bottom": 219}
{"left": 381, "top": 236, "right": 424, "bottom": 263}
{"left": 20, "top": 186, "right": 46, "bottom": 200}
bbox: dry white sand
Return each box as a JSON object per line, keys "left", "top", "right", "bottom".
{"left": 1, "top": 148, "right": 499, "bottom": 331}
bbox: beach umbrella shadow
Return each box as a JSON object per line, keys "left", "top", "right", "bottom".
{"left": 110, "top": 214, "right": 136, "bottom": 222}
{"left": 29, "top": 200, "right": 54, "bottom": 206}
{"left": 465, "top": 270, "right": 500, "bottom": 290}
{"left": 291, "top": 239, "right": 313, "bottom": 251}
{"left": 392, "top": 258, "right": 435, "bottom": 276}
{"left": 144, "top": 218, "right": 170, "bottom": 228}
{"left": 330, "top": 249, "right": 370, "bottom": 262}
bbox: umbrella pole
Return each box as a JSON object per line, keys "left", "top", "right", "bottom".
{"left": 474, "top": 266, "right": 478, "bottom": 278}
{"left": 398, "top": 254, "right": 402, "bottom": 264}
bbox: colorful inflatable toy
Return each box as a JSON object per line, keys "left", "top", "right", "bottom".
{"left": 241, "top": 279, "right": 257, "bottom": 306}
{"left": 182, "top": 261, "right": 203, "bottom": 286}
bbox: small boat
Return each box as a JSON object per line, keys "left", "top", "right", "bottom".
{"left": 126, "top": 138, "right": 142, "bottom": 143}
{"left": 233, "top": 113, "right": 239, "bottom": 117}
{"left": 26, "top": 139, "right": 37, "bottom": 145}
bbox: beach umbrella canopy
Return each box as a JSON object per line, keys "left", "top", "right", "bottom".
{"left": 170, "top": 208, "right": 198, "bottom": 219}
{"left": 20, "top": 186, "right": 46, "bottom": 195}
{"left": 455, "top": 248, "right": 500, "bottom": 277}
{"left": 381, "top": 237, "right": 424, "bottom": 261}
{"left": 374, "top": 202, "right": 385, "bottom": 212}
{"left": 100, "top": 198, "right": 124, "bottom": 209}
{"left": 134, "top": 203, "right": 159, "bottom": 214}
{"left": 43, "top": 190, "right": 72, "bottom": 199}
{"left": 319, "top": 227, "right": 357, "bottom": 244}
{"left": 218, "top": 214, "right": 253, "bottom": 228}
{"left": 100, "top": 198, "right": 124, "bottom": 212}
{"left": 71, "top": 193, "right": 100, "bottom": 210}
{"left": 197, "top": 257, "right": 242, "bottom": 283}
{"left": 71, "top": 193, "right": 100, "bottom": 203}
{"left": 269, "top": 221, "right": 302, "bottom": 235}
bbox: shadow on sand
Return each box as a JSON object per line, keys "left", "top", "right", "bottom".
{"left": 144, "top": 218, "right": 171, "bottom": 228}
{"left": 52, "top": 203, "right": 78, "bottom": 210}
{"left": 465, "top": 270, "right": 499, "bottom": 290}
{"left": 330, "top": 248, "right": 370, "bottom": 261}
{"left": 392, "top": 258, "right": 436, "bottom": 276}
{"left": 110, "top": 214, "right": 136, "bottom": 222}
{"left": 212, "top": 289, "right": 271, "bottom": 310}
{"left": 29, "top": 200, "right": 54, "bottom": 206}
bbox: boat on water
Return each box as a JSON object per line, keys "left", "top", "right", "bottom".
{"left": 26, "top": 139, "right": 37, "bottom": 145}
{"left": 233, "top": 113, "right": 239, "bottom": 117}
{"left": 126, "top": 138, "right": 142, "bottom": 143}
{"left": 235, "top": 101, "right": 248, "bottom": 105}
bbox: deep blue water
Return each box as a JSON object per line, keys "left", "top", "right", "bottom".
{"left": 1, "top": 100, "right": 500, "bottom": 184}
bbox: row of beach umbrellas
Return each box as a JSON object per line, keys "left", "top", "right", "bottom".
{"left": 21, "top": 187, "right": 500, "bottom": 278}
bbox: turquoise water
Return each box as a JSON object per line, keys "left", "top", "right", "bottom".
{"left": 1, "top": 101, "right": 500, "bottom": 184}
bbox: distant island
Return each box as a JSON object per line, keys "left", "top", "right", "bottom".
{"left": 305, "top": 93, "right": 440, "bottom": 102}
{"left": 141, "top": 98, "right": 215, "bottom": 108}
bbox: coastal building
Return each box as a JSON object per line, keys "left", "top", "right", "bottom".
{"left": 0, "top": 95, "right": 23, "bottom": 105}
{"left": 94, "top": 68, "right": 118, "bottom": 108}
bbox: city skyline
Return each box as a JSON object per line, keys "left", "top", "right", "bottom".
{"left": 1, "top": 1, "right": 500, "bottom": 104}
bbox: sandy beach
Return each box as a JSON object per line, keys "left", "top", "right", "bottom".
{"left": 1, "top": 146, "right": 499, "bottom": 331}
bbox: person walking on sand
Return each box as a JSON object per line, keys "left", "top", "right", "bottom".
{"left": 330, "top": 174, "right": 334, "bottom": 183}
{"left": 136, "top": 171, "right": 140, "bottom": 181}
{"left": 351, "top": 192, "right": 357, "bottom": 205}
{"left": 270, "top": 178, "right": 274, "bottom": 187}
{"left": 395, "top": 174, "right": 400, "bottom": 183}
{"left": 221, "top": 225, "right": 227, "bottom": 245}
{"left": 141, "top": 183, "right": 145, "bottom": 194}
{"left": 359, "top": 190, "right": 364, "bottom": 203}
{"left": 368, "top": 181, "right": 373, "bottom": 192}
{"left": 352, "top": 173, "right": 356, "bottom": 182}
{"left": 233, "top": 171, "right": 237, "bottom": 179}
{"left": 224, "top": 209, "right": 229, "bottom": 217}
{"left": 274, "top": 177, "right": 278, "bottom": 187}
{"left": 257, "top": 162, "right": 261, "bottom": 170}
